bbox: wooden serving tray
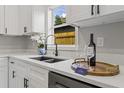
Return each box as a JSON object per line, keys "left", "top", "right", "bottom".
{"left": 72, "top": 58, "right": 120, "bottom": 76}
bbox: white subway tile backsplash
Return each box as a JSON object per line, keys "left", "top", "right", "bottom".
{"left": 0, "top": 35, "right": 27, "bottom": 49}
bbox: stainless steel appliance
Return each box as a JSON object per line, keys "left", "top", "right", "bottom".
{"left": 49, "top": 72, "right": 100, "bottom": 88}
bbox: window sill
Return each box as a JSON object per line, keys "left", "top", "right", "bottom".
{"left": 53, "top": 23, "right": 69, "bottom": 29}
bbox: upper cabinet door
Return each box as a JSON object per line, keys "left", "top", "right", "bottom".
{"left": 5, "top": 6, "right": 19, "bottom": 35}
{"left": 66, "top": 5, "right": 94, "bottom": 23}
{"left": 32, "top": 6, "right": 46, "bottom": 34}
{"left": 19, "top": 6, "right": 32, "bottom": 34}
{"left": 0, "top": 6, "right": 4, "bottom": 34}
{"left": 99, "top": 5, "right": 124, "bottom": 16}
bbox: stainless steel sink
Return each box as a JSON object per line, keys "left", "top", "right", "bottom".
{"left": 30, "top": 56, "right": 66, "bottom": 63}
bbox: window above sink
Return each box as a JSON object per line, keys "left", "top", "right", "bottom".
{"left": 47, "top": 5, "right": 79, "bottom": 50}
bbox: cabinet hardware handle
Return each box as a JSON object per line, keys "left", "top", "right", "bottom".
{"left": 12, "top": 71, "right": 15, "bottom": 78}
{"left": 10, "top": 62, "right": 14, "bottom": 64}
{"left": 26, "top": 79, "right": 29, "bottom": 88}
{"left": 97, "top": 5, "right": 100, "bottom": 14}
{"left": 91, "top": 5, "right": 94, "bottom": 15}
{"left": 24, "top": 26, "right": 27, "bottom": 33}
{"left": 5, "top": 28, "right": 7, "bottom": 34}
{"left": 24, "top": 78, "right": 29, "bottom": 88}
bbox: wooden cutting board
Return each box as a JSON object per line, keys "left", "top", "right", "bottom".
{"left": 72, "top": 58, "right": 120, "bottom": 76}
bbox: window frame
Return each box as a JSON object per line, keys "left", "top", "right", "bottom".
{"left": 47, "top": 5, "right": 79, "bottom": 50}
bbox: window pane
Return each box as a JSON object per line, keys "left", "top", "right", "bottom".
{"left": 53, "top": 6, "right": 66, "bottom": 26}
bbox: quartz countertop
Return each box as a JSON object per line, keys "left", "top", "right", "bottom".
{"left": 9, "top": 55, "right": 124, "bottom": 88}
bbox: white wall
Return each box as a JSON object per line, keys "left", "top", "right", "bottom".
{"left": 79, "top": 21, "right": 124, "bottom": 54}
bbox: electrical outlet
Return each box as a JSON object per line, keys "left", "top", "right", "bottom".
{"left": 97, "top": 37, "right": 104, "bottom": 47}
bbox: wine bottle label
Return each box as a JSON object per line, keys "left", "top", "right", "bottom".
{"left": 87, "top": 47, "right": 94, "bottom": 58}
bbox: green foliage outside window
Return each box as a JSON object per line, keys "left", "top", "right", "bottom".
{"left": 55, "top": 15, "right": 66, "bottom": 26}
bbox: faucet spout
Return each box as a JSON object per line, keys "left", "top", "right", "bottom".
{"left": 44, "top": 35, "right": 58, "bottom": 56}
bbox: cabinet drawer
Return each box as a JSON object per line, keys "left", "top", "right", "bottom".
{"left": 0, "top": 66, "right": 8, "bottom": 88}
{"left": 30, "top": 65, "right": 48, "bottom": 80}
{"left": 15, "top": 61, "right": 28, "bottom": 71}
{"left": 9, "top": 58, "right": 29, "bottom": 72}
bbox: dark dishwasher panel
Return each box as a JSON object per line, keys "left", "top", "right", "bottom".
{"left": 49, "top": 72, "right": 100, "bottom": 88}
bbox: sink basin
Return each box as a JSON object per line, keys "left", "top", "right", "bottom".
{"left": 30, "top": 56, "right": 66, "bottom": 63}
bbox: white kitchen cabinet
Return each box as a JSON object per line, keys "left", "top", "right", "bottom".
{"left": 0, "top": 58, "right": 8, "bottom": 88}
{"left": 15, "top": 60, "right": 30, "bottom": 88}
{"left": 0, "top": 6, "right": 5, "bottom": 34}
{"left": 4, "top": 5, "right": 32, "bottom": 35}
{"left": 16, "top": 70, "right": 29, "bottom": 88}
{"left": 31, "top": 6, "right": 46, "bottom": 34}
{"left": 5, "top": 6, "right": 20, "bottom": 35}
{"left": 9, "top": 59, "right": 29, "bottom": 88}
{"left": 66, "top": 5, "right": 94, "bottom": 23}
{"left": 99, "top": 5, "right": 124, "bottom": 16}
{"left": 29, "top": 65, "right": 48, "bottom": 88}
{"left": 9, "top": 65, "right": 28, "bottom": 88}
{"left": 19, "top": 6, "right": 32, "bottom": 35}
{"left": 9, "top": 58, "right": 49, "bottom": 88}
{"left": 9, "top": 64, "right": 18, "bottom": 88}
{"left": 66, "top": 5, "right": 124, "bottom": 27}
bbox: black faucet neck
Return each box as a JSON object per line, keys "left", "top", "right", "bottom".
{"left": 55, "top": 43, "right": 58, "bottom": 56}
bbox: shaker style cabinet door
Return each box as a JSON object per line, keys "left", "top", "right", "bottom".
{"left": 29, "top": 65, "right": 49, "bottom": 88}
{"left": 32, "top": 6, "right": 46, "bottom": 34}
{"left": 18, "top": 6, "right": 32, "bottom": 34}
{"left": 0, "top": 6, "right": 5, "bottom": 34}
{"left": 16, "top": 70, "right": 29, "bottom": 88}
{"left": 66, "top": 5, "right": 94, "bottom": 23}
{"left": 5, "top": 6, "right": 19, "bottom": 35}
{"left": 4, "top": 5, "right": 32, "bottom": 35}
{"left": 9, "top": 58, "right": 30, "bottom": 88}
{"left": 9, "top": 65, "right": 18, "bottom": 88}
{"left": 9, "top": 58, "right": 49, "bottom": 88}
{"left": 99, "top": 5, "right": 124, "bottom": 16}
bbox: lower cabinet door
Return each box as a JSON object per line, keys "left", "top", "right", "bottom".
{"left": 0, "top": 58, "right": 8, "bottom": 88}
{"left": 16, "top": 70, "right": 29, "bottom": 88}
{"left": 16, "top": 70, "right": 24, "bottom": 88}
{"left": 29, "top": 66, "right": 49, "bottom": 88}
{"left": 0, "top": 66, "right": 8, "bottom": 88}
{"left": 9, "top": 68, "right": 29, "bottom": 88}
{"left": 9, "top": 58, "right": 49, "bottom": 88}
{"left": 9, "top": 66, "right": 18, "bottom": 88}
{"left": 29, "top": 75, "right": 48, "bottom": 88}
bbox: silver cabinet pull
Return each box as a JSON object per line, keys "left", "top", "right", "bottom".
{"left": 10, "top": 62, "right": 15, "bottom": 64}
{"left": 24, "top": 78, "right": 29, "bottom": 88}
{"left": 12, "top": 71, "right": 15, "bottom": 78}
{"left": 24, "top": 26, "right": 27, "bottom": 33}
{"left": 5, "top": 28, "right": 7, "bottom": 34}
